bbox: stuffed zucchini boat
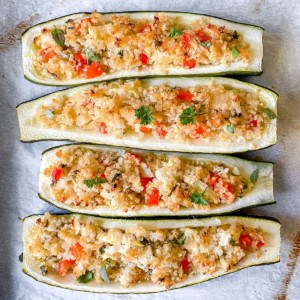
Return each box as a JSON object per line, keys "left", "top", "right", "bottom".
{"left": 17, "top": 77, "right": 277, "bottom": 153}
{"left": 22, "top": 11, "right": 263, "bottom": 86}
{"left": 39, "top": 144, "right": 274, "bottom": 217}
{"left": 22, "top": 213, "right": 280, "bottom": 293}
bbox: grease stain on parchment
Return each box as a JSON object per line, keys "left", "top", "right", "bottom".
{"left": 274, "top": 231, "right": 300, "bottom": 300}
{"left": 0, "top": 14, "right": 39, "bottom": 52}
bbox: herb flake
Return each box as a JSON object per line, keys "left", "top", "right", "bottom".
{"left": 45, "top": 109, "right": 55, "bottom": 119}
{"left": 77, "top": 270, "right": 94, "bottom": 283}
{"left": 85, "top": 48, "right": 100, "bottom": 64}
{"left": 99, "top": 265, "right": 110, "bottom": 284}
{"left": 176, "top": 234, "right": 186, "bottom": 245}
{"left": 250, "top": 169, "right": 259, "bottom": 185}
{"left": 180, "top": 107, "right": 196, "bottom": 125}
{"left": 84, "top": 177, "right": 106, "bottom": 188}
{"left": 190, "top": 190, "right": 208, "bottom": 206}
{"left": 40, "top": 265, "right": 48, "bottom": 276}
{"left": 263, "top": 108, "right": 277, "bottom": 120}
{"left": 226, "top": 124, "right": 234, "bottom": 134}
{"left": 200, "top": 41, "right": 211, "bottom": 48}
{"left": 135, "top": 106, "right": 153, "bottom": 125}
{"left": 51, "top": 28, "right": 65, "bottom": 47}
{"left": 169, "top": 27, "right": 182, "bottom": 38}
{"left": 232, "top": 46, "right": 240, "bottom": 59}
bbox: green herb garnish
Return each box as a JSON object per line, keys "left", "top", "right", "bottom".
{"left": 200, "top": 41, "right": 211, "bottom": 48}
{"left": 232, "top": 46, "right": 239, "bottom": 59}
{"left": 40, "top": 266, "right": 48, "bottom": 276}
{"left": 99, "top": 265, "right": 110, "bottom": 284}
{"left": 176, "top": 233, "right": 186, "bottom": 245}
{"left": 226, "top": 124, "right": 234, "bottom": 134}
{"left": 77, "top": 270, "right": 94, "bottom": 283}
{"left": 250, "top": 169, "right": 259, "bottom": 185}
{"left": 45, "top": 109, "right": 55, "bottom": 119}
{"left": 84, "top": 177, "right": 106, "bottom": 188}
{"left": 229, "top": 238, "right": 236, "bottom": 246}
{"left": 263, "top": 108, "right": 277, "bottom": 120}
{"left": 232, "top": 30, "right": 239, "bottom": 39}
{"left": 51, "top": 28, "right": 65, "bottom": 47}
{"left": 85, "top": 48, "right": 100, "bottom": 64}
{"left": 190, "top": 189, "right": 208, "bottom": 206}
{"left": 180, "top": 107, "right": 196, "bottom": 125}
{"left": 135, "top": 106, "right": 153, "bottom": 125}
{"left": 99, "top": 246, "right": 106, "bottom": 254}
{"left": 169, "top": 27, "right": 182, "bottom": 37}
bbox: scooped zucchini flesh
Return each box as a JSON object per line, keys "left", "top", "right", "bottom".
{"left": 22, "top": 11, "right": 263, "bottom": 86}
{"left": 39, "top": 144, "right": 274, "bottom": 217}
{"left": 23, "top": 213, "right": 280, "bottom": 293}
{"left": 17, "top": 77, "right": 277, "bottom": 153}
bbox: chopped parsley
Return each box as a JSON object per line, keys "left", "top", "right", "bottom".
{"left": 263, "top": 108, "right": 277, "bottom": 120}
{"left": 45, "top": 109, "right": 55, "bottom": 119}
{"left": 226, "top": 124, "right": 234, "bottom": 133}
{"left": 85, "top": 47, "right": 100, "bottom": 64}
{"left": 176, "top": 233, "right": 186, "bottom": 245}
{"left": 77, "top": 270, "right": 94, "bottom": 283}
{"left": 84, "top": 177, "right": 106, "bottom": 188}
{"left": 200, "top": 41, "right": 211, "bottom": 48}
{"left": 180, "top": 107, "right": 196, "bottom": 125}
{"left": 169, "top": 27, "right": 182, "bottom": 37}
{"left": 135, "top": 106, "right": 153, "bottom": 125}
{"left": 190, "top": 189, "right": 208, "bottom": 205}
{"left": 229, "top": 238, "right": 236, "bottom": 246}
{"left": 250, "top": 169, "right": 259, "bottom": 185}
{"left": 232, "top": 46, "right": 240, "bottom": 59}
{"left": 99, "top": 265, "right": 110, "bottom": 283}
{"left": 51, "top": 28, "right": 65, "bottom": 47}
{"left": 40, "top": 265, "right": 48, "bottom": 276}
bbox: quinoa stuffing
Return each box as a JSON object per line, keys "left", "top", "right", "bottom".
{"left": 34, "top": 79, "right": 276, "bottom": 143}
{"left": 42, "top": 146, "right": 251, "bottom": 212}
{"left": 26, "top": 213, "right": 266, "bottom": 289}
{"left": 32, "top": 12, "right": 251, "bottom": 80}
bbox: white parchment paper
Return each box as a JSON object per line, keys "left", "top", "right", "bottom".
{"left": 0, "top": 0, "right": 299, "bottom": 299}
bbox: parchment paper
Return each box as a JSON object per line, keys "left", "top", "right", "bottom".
{"left": 0, "top": 1, "right": 299, "bottom": 299}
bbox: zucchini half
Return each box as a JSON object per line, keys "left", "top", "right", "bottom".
{"left": 22, "top": 11, "right": 263, "bottom": 86}
{"left": 39, "top": 143, "right": 274, "bottom": 217}
{"left": 22, "top": 214, "right": 281, "bottom": 293}
{"left": 17, "top": 77, "right": 277, "bottom": 153}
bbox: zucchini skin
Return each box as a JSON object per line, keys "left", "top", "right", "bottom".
{"left": 22, "top": 12, "right": 264, "bottom": 86}
{"left": 22, "top": 214, "right": 280, "bottom": 294}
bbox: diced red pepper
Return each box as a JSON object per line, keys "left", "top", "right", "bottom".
{"left": 141, "top": 177, "right": 154, "bottom": 191}
{"left": 140, "top": 24, "right": 152, "bottom": 33}
{"left": 250, "top": 119, "right": 258, "bottom": 128}
{"left": 181, "top": 32, "right": 191, "bottom": 49}
{"left": 75, "top": 18, "right": 93, "bottom": 35}
{"left": 195, "top": 126, "right": 205, "bottom": 135}
{"left": 98, "top": 122, "right": 108, "bottom": 134}
{"left": 257, "top": 241, "right": 265, "bottom": 248}
{"left": 145, "top": 189, "right": 159, "bottom": 206}
{"left": 85, "top": 62, "right": 103, "bottom": 79}
{"left": 208, "top": 172, "right": 220, "bottom": 186}
{"left": 179, "top": 255, "right": 191, "bottom": 273}
{"left": 69, "top": 243, "right": 83, "bottom": 260}
{"left": 73, "top": 52, "right": 87, "bottom": 73}
{"left": 139, "top": 53, "right": 149, "bottom": 65}
{"left": 183, "top": 57, "right": 196, "bottom": 69}
{"left": 81, "top": 100, "right": 89, "bottom": 107}
{"left": 75, "top": 197, "right": 81, "bottom": 206}
{"left": 140, "top": 126, "right": 151, "bottom": 133}
{"left": 194, "top": 30, "right": 210, "bottom": 42}
{"left": 52, "top": 167, "right": 62, "bottom": 182}
{"left": 224, "top": 182, "right": 234, "bottom": 193}
{"left": 57, "top": 259, "right": 76, "bottom": 276}
{"left": 156, "top": 125, "right": 167, "bottom": 138}
{"left": 239, "top": 234, "right": 253, "bottom": 249}
{"left": 40, "top": 48, "right": 56, "bottom": 62}
{"left": 177, "top": 90, "right": 193, "bottom": 102}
